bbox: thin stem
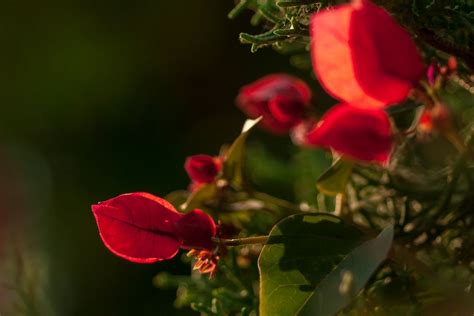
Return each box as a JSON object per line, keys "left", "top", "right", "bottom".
{"left": 334, "top": 193, "right": 344, "bottom": 217}
{"left": 212, "top": 236, "right": 269, "bottom": 246}
{"left": 249, "top": 191, "right": 305, "bottom": 213}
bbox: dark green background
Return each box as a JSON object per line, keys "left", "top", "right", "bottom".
{"left": 0, "top": 1, "right": 321, "bottom": 315}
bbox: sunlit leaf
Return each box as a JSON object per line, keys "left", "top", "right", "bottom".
{"left": 223, "top": 117, "right": 262, "bottom": 189}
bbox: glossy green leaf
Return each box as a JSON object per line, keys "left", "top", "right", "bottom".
{"left": 223, "top": 117, "right": 262, "bottom": 189}
{"left": 259, "top": 213, "right": 394, "bottom": 316}
{"left": 316, "top": 157, "right": 354, "bottom": 196}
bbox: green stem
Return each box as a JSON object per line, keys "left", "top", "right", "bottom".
{"left": 249, "top": 191, "right": 304, "bottom": 213}
{"left": 212, "top": 236, "right": 269, "bottom": 246}
{"left": 228, "top": 0, "right": 251, "bottom": 19}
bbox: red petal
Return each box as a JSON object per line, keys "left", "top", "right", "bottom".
{"left": 175, "top": 209, "right": 217, "bottom": 250}
{"left": 185, "top": 155, "right": 221, "bottom": 184}
{"left": 305, "top": 104, "right": 393, "bottom": 164}
{"left": 310, "top": 0, "right": 424, "bottom": 108}
{"left": 92, "top": 192, "right": 183, "bottom": 263}
{"left": 268, "top": 95, "right": 305, "bottom": 125}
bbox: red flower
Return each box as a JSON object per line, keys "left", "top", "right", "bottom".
{"left": 185, "top": 154, "right": 221, "bottom": 185}
{"left": 305, "top": 104, "right": 394, "bottom": 164}
{"left": 187, "top": 249, "right": 220, "bottom": 277}
{"left": 92, "top": 192, "right": 217, "bottom": 264}
{"left": 236, "top": 74, "right": 312, "bottom": 133}
{"left": 310, "top": 0, "right": 424, "bottom": 108}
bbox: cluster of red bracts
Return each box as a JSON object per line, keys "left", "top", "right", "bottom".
{"left": 92, "top": 0, "right": 447, "bottom": 276}
{"left": 92, "top": 193, "right": 219, "bottom": 275}
{"left": 237, "top": 0, "right": 425, "bottom": 165}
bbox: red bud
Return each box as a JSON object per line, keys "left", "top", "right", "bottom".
{"left": 236, "top": 74, "right": 312, "bottom": 133}
{"left": 185, "top": 155, "right": 221, "bottom": 184}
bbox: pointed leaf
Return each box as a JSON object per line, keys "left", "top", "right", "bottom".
{"left": 223, "top": 117, "right": 262, "bottom": 189}
{"left": 316, "top": 158, "right": 354, "bottom": 195}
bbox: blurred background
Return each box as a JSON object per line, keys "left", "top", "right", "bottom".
{"left": 0, "top": 1, "right": 329, "bottom": 315}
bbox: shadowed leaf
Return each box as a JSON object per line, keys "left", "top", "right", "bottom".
{"left": 259, "top": 213, "right": 394, "bottom": 316}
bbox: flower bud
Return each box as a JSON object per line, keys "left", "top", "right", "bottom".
{"left": 185, "top": 154, "right": 221, "bottom": 184}
{"left": 236, "top": 74, "right": 312, "bottom": 134}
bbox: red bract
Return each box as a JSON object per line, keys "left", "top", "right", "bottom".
{"left": 92, "top": 192, "right": 216, "bottom": 264}
{"left": 236, "top": 74, "right": 312, "bottom": 133}
{"left": 187, "top": 249, "right": 220, "bottom": 277}
{"left": 305, "top": 104, "right": 393, "bottom": 164}
{"left": 310, "top": 0, "right": 424, "bottom": 108}
{"left": 185, "top": 154, "right": 221, "bottom": 184}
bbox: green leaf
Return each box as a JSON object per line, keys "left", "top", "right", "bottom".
{"left": 259, "top": 213, "right": 394, "bottom": 316}
{"left": 223, "top": 117, "right": 261, "bottom": 189}
{"left": 181, "top": 183, "right": 217, "bottom": 212}
{"left": 300, "top": 225, "right": 394, "bottom": 316}
{"left": 164, "top": 190, "right": 189, "bottom": 210}
{"left": 316, "top": 157, "right": 354, "bottom": 196}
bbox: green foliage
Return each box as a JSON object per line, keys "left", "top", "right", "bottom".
{"left": 316, "top": 158, "right": 355, "bottom": 196}
{"left": 143, "top": 2, "right": 474, "bottom": 316}
{"left": 159, "top": 86, "right": 474, "bottom": 314}
{"left": 229, "top": 0, "right": 474, "bottom": 72}
{"left": 223, "top": 117, "right": 262, "bottom": 190}
{"left": 229, "top": 0, "right": 317, "bottom": 55}
{"left": 259, "top": 213, "right": 394, "bottom": 316}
